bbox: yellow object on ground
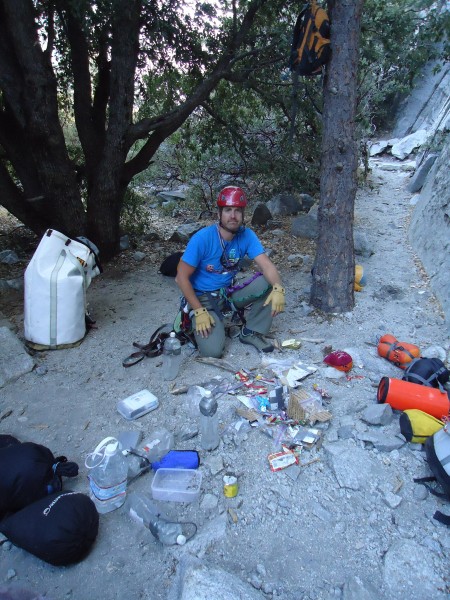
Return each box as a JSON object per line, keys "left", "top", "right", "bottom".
{"left": 281, "top": 339, "right": 302, "bottom": 349}
{"left": 354, "top": 265, "right": 366, "bottom": 291}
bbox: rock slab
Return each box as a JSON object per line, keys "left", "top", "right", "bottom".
{"left": 0, "top": 327, "right": 35, "bottom": 388}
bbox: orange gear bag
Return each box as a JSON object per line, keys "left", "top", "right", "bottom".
{"left": 377, "top": 334, "right": 420, "bottom": 369}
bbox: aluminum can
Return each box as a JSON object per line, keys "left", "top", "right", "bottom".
{"left": 223, "top": 474, "right": 238, "bottom": 498}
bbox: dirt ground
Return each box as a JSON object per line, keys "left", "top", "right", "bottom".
{"left": 0, "top": 157, "right": 449, "bottom": 600}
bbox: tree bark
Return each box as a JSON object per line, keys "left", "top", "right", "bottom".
{"left": 84, "top": 0, "right": 141, "bottom": 259}
{"left": 310, "top": 0, "right": 364, "bottom": 312}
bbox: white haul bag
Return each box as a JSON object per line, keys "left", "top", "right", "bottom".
{"left": 24, "top": 229, "right": 101, "bottom": 349}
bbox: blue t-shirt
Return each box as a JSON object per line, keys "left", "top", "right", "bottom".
{"left": 182, "top": 224, "right": 265, "bottom": 292}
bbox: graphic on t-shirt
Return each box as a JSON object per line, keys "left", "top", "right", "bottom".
{"left": 206, "top": 247, "right": 240, "bottom": 274}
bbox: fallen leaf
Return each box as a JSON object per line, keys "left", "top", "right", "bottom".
{"left": 227, "top": 508, "right": 238, "bottom": 523}
{"left": 0, "top": 409, "right": 13, "bottom": 422}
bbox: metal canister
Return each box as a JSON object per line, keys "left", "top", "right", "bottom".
{"left": 223, "top": 474, "right": 238, "bottom": 498}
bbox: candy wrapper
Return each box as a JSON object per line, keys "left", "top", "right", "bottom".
{"left": 268, "top": 448, "right": 299, "bottom": 472}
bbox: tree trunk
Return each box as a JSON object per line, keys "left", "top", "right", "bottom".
{"left": 0, "top": 0, "right": 86, "bottom": 238}
{"left": 310, "top": 0, "right": 364, "bottom": 313}
{"left": 85, "top": 0, "right": 141, "bottom": 259}
{"left": 0, "top": 0, "right": 269, "bottom": 260}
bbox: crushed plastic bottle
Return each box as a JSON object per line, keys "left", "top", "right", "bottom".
{"left": 149, "top": 517, "right": 187, "bottom": 546}
{"left": 128, "top": 491, "right": 159, "bottom": 526}
{"left": 127, "top": 492, "right": 196, "bottom": 546}
{"left": 118, "top": 431, "right": 148, "bottom": 480}
{"left": 126, "top": 450, "right": 151, "bottom": 480}
{"left": 141, "top": 428, "right": 174, "bottom": 462}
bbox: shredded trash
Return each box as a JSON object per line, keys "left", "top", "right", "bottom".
{"left": 281, "top": 338, "right": 302, "bottom": 349}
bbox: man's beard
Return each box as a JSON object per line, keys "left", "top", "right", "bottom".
{"left": 219, "top": 213, "right": 245, "bottom": 235}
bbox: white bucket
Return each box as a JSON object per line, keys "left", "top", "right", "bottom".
{"left": 24, "top": 229, "right": 101, "bottom": 349}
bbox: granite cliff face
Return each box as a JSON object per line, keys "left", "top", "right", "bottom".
{"left": 398, "top": 61, "right": 450, "bottom": 331}
{"left": 393, "top": 61, "right": 450, "bottom": 138}
{"left": 410, "top": 140, "right": 450, "bottom": 332}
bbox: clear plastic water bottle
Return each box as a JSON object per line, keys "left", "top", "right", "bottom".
{"left": 149, "top": 516, "right": 187, "bottom": 546}
{"left": 186, "top": 385, "right": 207, "bottom": 419}
{"left": 162, "top": 332, "right": 182, "bottom": 381}
{"left": 199, "top": 391, "right": 220, "bottom": 451}
{"left": 85, "top": 437, "right": 128, "bottom": 514}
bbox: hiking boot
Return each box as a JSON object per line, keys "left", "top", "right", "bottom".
{"left": 239, "top": 328, "right": 274, "bottom": 353}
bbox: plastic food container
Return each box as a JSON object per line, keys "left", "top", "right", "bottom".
{"left": 151, "top": 468, "right": 202, "bottom": 503}
{"left": 117, "top": 389, "right": 159, "bottom": 421}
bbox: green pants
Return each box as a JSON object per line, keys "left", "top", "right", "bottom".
{"left": 193, "top": 274, "right": 272, "bottom": 358}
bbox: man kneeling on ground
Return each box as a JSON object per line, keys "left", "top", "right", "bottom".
{"left": 175, "top": 186, "right": 285, "bottom": 358}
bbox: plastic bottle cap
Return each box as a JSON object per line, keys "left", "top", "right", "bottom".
{"left": 199, "top": 393, "right": 218, "bottom": 416}
{"left": 170, "top": 332, "right": 175, "bottom": 338}
{"left": 105, "top": 441, "right": 119, "bottom": 456}
{"left": 176, "top": 534, "right": 187, "bottom": 545}
{"left": 203, "top": 390, "right": 212, "bottom": 398}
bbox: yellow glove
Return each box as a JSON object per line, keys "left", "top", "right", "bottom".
{"left": 194, "top": 307, "right": 215, "bottom": 336}
{"left": 263, "top": 284, "right": 285, "bottom": 314}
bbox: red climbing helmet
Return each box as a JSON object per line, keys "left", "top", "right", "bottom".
{"left": 217, "top": 186, "right": 247, "bottom": 208}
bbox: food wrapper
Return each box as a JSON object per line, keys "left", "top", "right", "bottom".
{"left": 283, "top": 364, "right": 317, "bottom": 387}
{"left": 281, "top": 338, "right": 302, "bottom": 349}
{"left": 268, "top": 449, "right": 299, "bottom": 472}
{"left": 235, "top": 370, "right": 250, "bottom": 382}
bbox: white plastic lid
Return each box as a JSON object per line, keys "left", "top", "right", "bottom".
{"left": 203, "top": 390, "right": 212, "bottom": 397}
{"left": 170, "top": 332, "right": 176, "bottom": 338}
{"left": 176, "top": 534, "right": 187, "bottom": 545}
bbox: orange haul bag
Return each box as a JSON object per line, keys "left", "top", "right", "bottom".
{"left": 377, "top": 376, "right": 450, "bottom": 420}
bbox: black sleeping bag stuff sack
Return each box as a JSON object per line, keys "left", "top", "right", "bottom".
{"left": 0, "top": 434, "right": 21, "bottom": 449}
{"left": 0, "top": 491, "right": 99, "bottom": 566}
{"left": 0, "top": 441, "right": 79, "bottom": 520}
{"left": 0, "top": 442, "right": 55, "bottom": 518}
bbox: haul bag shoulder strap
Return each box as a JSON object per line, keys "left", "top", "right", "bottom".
{"left": 122, "top": 324, "right": 172, "bottom": 367}
{"left": 122, "top": 324, "right": 196, "bottom": 368}
{"left": 433, "top": 510, "right": 450, "bottom": 526}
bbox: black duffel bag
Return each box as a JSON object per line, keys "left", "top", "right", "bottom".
{"left": 402, "top": 357, "right": 449, "bottom": 390}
